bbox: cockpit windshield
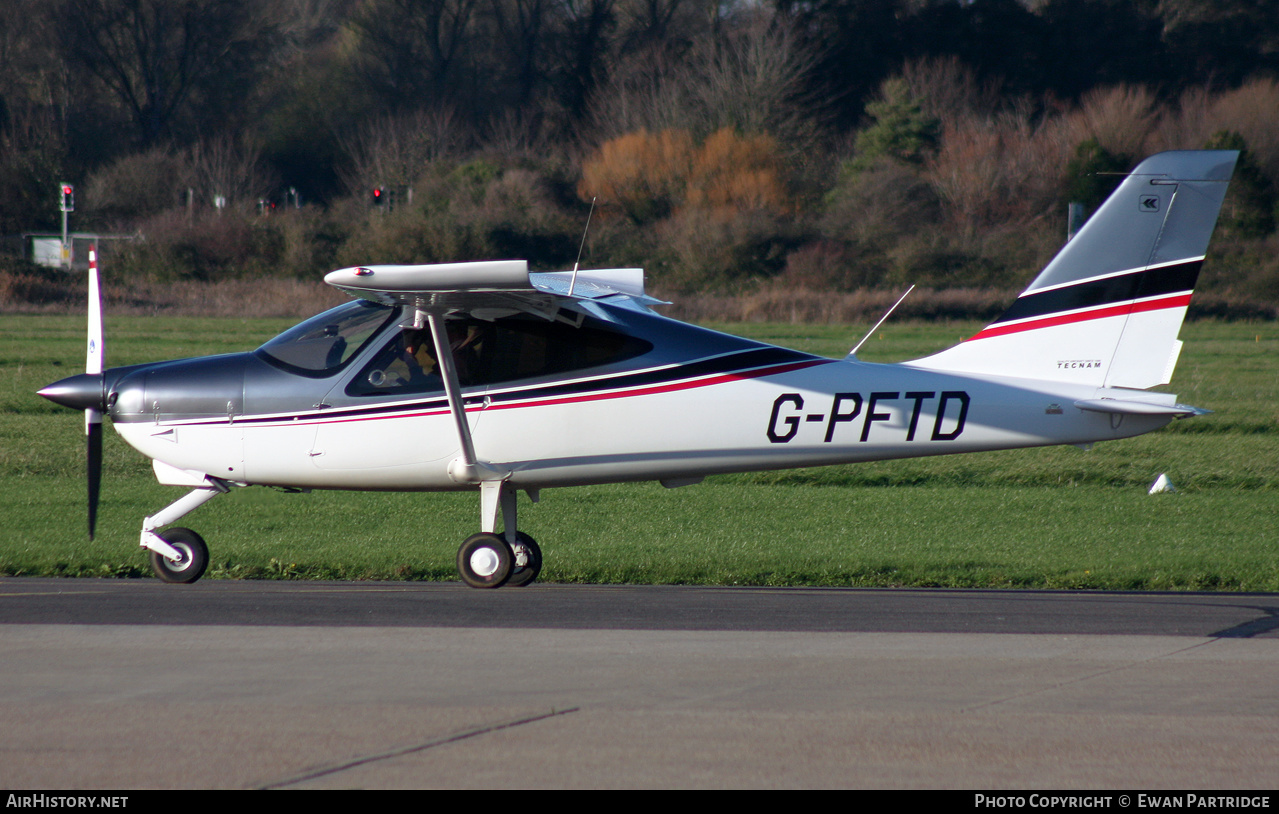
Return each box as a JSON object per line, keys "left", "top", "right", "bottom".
{"left": 256, "top": 300, "right": 397, "bottom": 376}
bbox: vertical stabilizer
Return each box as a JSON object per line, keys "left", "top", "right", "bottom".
{"left": 906, "top": 151, "right": 1237, "bottom": 389}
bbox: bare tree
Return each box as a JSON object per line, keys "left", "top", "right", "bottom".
{"left": 688, "top": 19, "right": 815, "bottom": 143}
{"left": 614, "top": 0, "right": 689, "bottom": 53}
{"left": 0, "top": 0, "right": 68, "bottom": 133}
{"left": 480, "top": 107, "right": 549, "bottom": 157}
{"left": 900, "top": 56, "right": 1002, "bottom": 124}
{"left": 59, "top": 0, "right": 274, "bottom": 146}
{"left": 586, "top": 13, "right": 815, "bottom": 151}
{"left": 268, "top": 0, "right": 352, "bottom": 56}
{"left": 547, "top": 0, "right": 617, "bottom": 122}
{"left": 486, "top": 0, "right": 549, "bottom": 109}
{"left": 340, "top": 107, "right": 467, "bottom": 196}
{"left": 190, "top": 133, "right": 273, "bottom": 208}
{"left": 348, "top": 0, "right": 479, "bottom": 111}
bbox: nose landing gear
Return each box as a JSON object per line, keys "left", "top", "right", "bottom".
{"left": 149, "top": 527, "right": 209, "bottom": 584}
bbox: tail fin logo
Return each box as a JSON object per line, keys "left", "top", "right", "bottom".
{"left": 1140, "top": 195, "right": 1160, "bottom": 212}
{"left": 1057, "top": 359, "right": 1101, "bottom": 370}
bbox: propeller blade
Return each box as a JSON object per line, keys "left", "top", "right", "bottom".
{"left": 86, "top": 248, "right": 103, "bottom": 375}
{"left": 87, "top": 411, "right": 102, "bottom": 539}
{"left": 86, "top": 246, "right": 104, "bottom": 539}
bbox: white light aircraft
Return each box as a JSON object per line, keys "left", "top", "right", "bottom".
{"left": 40, "top": 151, "right": 1238, "bottom": 587}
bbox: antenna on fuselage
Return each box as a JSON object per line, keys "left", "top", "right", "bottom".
{"left": 567, "top": 197, "right": 597, "bottom": 298}
{"left": 848, "top": 284, "right": 915, "bottom": 359}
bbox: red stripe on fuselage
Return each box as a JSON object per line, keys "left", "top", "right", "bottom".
{"left": 968, "top": 293, "right": 1192, "bottom": 342}
{"left": 485, "top": 358, "right": 830, "bottom": 413}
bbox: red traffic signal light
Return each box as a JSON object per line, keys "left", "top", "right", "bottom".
{"left": 372, "top": 187, "right": 384, "bottom": 206}
{"left": 60, "top": 183, "right": 75, "bottom": 212}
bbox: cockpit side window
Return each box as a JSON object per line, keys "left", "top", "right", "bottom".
{"left": 347, "top": 313, "right": 651, "bottom": 396}
{"left": 256, "top": 301, "right": 396, "bottom": 377}
{"left": 467, "top": 315, "right": 650, "bottom": 385}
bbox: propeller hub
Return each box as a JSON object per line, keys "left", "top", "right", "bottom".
{"left": 38, "top": 373, "right": 106, "bottom": 412}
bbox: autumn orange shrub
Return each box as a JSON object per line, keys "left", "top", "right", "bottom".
{"left": 578, "top": 129, "right": 694, "bottom": 223}
{"left": 580, "top": 127, "right": 792, "bottom": 223}
{"left": 685, "top": 128, "right": 792, "bottom": 216}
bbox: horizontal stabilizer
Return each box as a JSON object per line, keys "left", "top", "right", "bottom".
{"left": 1074, "top": 399, "right": 1208, "bottom": 417}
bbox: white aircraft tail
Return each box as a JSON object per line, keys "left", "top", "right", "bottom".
{"left": 906, "top": 150, "right": 1238, "bottom": 389}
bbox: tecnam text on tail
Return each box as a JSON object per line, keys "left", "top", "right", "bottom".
{"left": 40, "top": 151, "right": 1238, "bottom": 587}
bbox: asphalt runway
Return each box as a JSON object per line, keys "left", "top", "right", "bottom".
{"left": 3, "top": 578, "right": 1279, "bottom": 789}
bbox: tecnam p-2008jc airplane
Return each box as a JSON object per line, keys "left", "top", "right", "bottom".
{"left": 40, "top": 150, "right": 1238, "bottom": 588}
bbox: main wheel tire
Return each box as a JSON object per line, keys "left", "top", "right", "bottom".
{"left": 457, "top": 533, "right": 513, "bottom": 589}
{"left": 149, "top": 527, "right": 209, "bottom": 584}
{"left": 504, "top": 531, "right": 542, "bottom": 588}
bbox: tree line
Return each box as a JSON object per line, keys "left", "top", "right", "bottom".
{"left": 1, "top": 0, "right": 1277, "bottom": 310}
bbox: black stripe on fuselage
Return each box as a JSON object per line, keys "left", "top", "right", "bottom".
{"left": 484, "top": 346, "right": 814, "bottom": 406}
{"left": 994, "top": 259, "right": 1202, "bottom": 326}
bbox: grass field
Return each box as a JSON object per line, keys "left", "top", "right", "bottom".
{"left": 2, "top": 313, "right": 1276, "bottom": 589}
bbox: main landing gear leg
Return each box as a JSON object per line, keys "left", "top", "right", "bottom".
{"left": 455, "top": 481, "right": 542, "bottom": 589}
{"left": 140, "top": 479, "right": 229, "bottom": 584}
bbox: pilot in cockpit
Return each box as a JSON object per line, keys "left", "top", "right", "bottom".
{"left": 401, "top": 328, "right": 437, "bottom": 377}
{"left": 363, "top": 328, "right": 434, "bottom": 389}
{"left": 365, "top": 320, "right": 490, "bottom": 391}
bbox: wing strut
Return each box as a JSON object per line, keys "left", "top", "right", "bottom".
{"left": 421, "top": 310, "right": 507, "bottom": 485}
{"left": 420, "top": 309, "right": 520, "bottom": 546}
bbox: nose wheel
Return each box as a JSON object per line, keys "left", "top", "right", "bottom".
{"left": 149, "top": 527, "right": 209, "bottom": 584}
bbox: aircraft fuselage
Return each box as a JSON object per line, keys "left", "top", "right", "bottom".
{"left": 102, "top": 300, "right": 1167, "bottom": 493}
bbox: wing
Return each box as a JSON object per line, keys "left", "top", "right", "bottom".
{"left": 324, "top": 260, "right": 665, "bottom": 320}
